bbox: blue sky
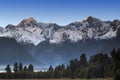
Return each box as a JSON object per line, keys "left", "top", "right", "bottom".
{"left": 0, "top": 0, "right": 120, "bottom": 27}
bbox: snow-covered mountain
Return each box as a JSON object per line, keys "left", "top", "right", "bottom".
{"left": 0, "top": 16, "right": 120, "bottom": 46}
{"left": 0, "top": 16, "right": 120, "bottom": 71}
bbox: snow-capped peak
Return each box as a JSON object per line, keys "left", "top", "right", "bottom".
{"left": 83, "top": 16, "right": 92, "bottom": 21}
{"left": 5, "top": 24, "right": 16, "bottom": 30}
{"left": 0, "top": 16, "right": 120, "bottom": 46}
{"left": 19, "top": 17, "right": 37, "bottom": 24}
{"left": 83, "top": 16, "right": 99, "bottom": 21}
{"left": 17, "top": 17, "right": 38, "bottom": 28}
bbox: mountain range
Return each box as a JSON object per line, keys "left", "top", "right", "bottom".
{"left": 0, "top": 16, "right": 120, "bottom": 71}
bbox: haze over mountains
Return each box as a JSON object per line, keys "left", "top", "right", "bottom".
{"left": 0, "top": 16, "right": 120, "bottom": 71}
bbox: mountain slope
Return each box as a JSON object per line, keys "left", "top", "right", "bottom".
{"left": 0, "top": 16, "right": 119, "bottom": 45}
{"left": 0, "top": 16, "right": 120, "bottom": 71}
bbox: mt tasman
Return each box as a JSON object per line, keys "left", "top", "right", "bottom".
{"left": 0, "top": 16, "right": 120, "bottom": 71}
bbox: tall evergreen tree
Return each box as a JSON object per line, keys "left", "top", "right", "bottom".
{"left": 19, "top": 62, "right": 23, "bottom": 72}
{"left": 23, "top": 66, "right": 27, "bottom": 72}
{"left": 48, "top": 65, "right": 54, "bottom": 78}
{"left": 48, "top": 65, "right": 54, "bottom": 71}
{"left": 13, "top": 62, "right": 18, "bottom": 73}
{"left": 65, "top": 65, "right": 72, "bottom": 78}
{"left": 111, "top": 48, "right": 120, "bottom": 80}
{"left": 28, "top": 64, "right": 34, "bottom": 72}
{"left": 5, "top": 64, "right": 12, "bottom": 73}
{"left": 76, "top": 53, "right": 88, "bottom": 78}
{"left": 80, "top": 53, "right": 87, "bottom": 66}
{"left": 69, "top": 58, "right": 79, "bottom": 78}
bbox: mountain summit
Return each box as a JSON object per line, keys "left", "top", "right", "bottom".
{"left": 0, "top": 16, "right": 120, "bottom": 69}
{"left": 0, "top": 16, "right": 120, "bottom": 45}
{"left": 83, "top": 16, "right": 100, "bottom": 22}
{"left": 19, "top": 17, "right": 37, "bottom": 24}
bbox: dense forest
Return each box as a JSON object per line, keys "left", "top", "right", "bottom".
{"left": 0, "top": 48, "right": 120, "bottom": 80}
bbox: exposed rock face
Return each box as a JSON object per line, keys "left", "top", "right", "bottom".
{"left": 0, "top": 16, "right": 120, "bottom": 71}
{"left": 0, "top": 16, "right": 119, "bottom": 45}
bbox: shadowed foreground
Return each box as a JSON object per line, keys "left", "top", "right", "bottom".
{"left": 1, "top": 48, "right": 120, "bottom": 80}
{"left": 0, "top": 78, "right": 112, "bottom": 80}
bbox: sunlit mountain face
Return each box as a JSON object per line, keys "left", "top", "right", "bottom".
{"left": 0, "top": 16, "right": 120, "bottom": 71}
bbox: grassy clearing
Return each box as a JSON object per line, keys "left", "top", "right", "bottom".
{"left": 75, "top": 78, "right": 112, "bottom": 80}
{"left": 0, "top": 78, "right": 112, "bottom": 80}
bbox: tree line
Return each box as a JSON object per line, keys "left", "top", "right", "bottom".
{"left": 0, "top": 48, "right": 120, "bottom": 80}
{"left": 5, "top": 63, "right": 34, "bottom": 73}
